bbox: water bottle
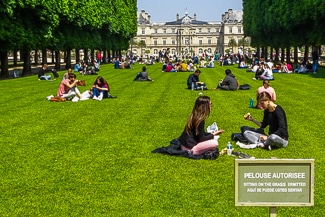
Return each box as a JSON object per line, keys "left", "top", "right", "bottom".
{"left": 249, "top": 98, "right": 254, "bottom": 108}
{"left": 227, "top": 142, "right": 233, "bottom": 156}
{"left": 191, "top": 82, "right": 194, "bottom": 90}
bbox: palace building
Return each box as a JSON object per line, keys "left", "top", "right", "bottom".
{"left": 132, "top": 9, "right": 248, "bottom": 57}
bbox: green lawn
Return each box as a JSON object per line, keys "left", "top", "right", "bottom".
{"left": 0, "top": 62, "right": 324, "bottom": 216}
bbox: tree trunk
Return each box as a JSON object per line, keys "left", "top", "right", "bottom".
{"left": 42, "top": 49, "right": 47, "bottom": 65}
{"left": 84, "top": 49, "right": 88, "bottom": 64}
{"left": 256, "top": 47, "right": 260, "bottom": 59}
{"left": 51, "top": 51, "right": 55, "bottom": 63}
{"left": 65, "top": 49, "right": 72, "bottom": 69}
{"left": 304, "top": 45, "right": 309, "bottom": 62}
{"left": 22, "top": 50, "right": 31, "bottom": 76}
{"left": 107, "top": 50, "right": 111, "bottom": 63}
{"left": 13, "top": 49, "right": 18, "bottom": 66}
{"left": 55, "top": 50, "right": 60, "bottom": 70}
{"left": 0, "top": 51, "right": 9, "bottom": 79}
{"left": 102, "top": 50, "right": 107, "bottom": 64}
{"left": 294, "top": 47, "right": 298, "bottom": 64}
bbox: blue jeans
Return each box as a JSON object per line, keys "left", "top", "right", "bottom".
{"left": 313, "top": 59, "right": 318, "bottom": 72}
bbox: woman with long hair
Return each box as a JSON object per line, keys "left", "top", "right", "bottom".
{"left": 90, "top": 76, "right": 110, "bottom": 101}
{"left": 242, "top": 92, "right": 288, "bottom": 150}
{"left": 178, "top": 96, "right": 224, "bottom": 155}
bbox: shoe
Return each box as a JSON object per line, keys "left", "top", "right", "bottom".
{"left": 97, "top": 94, "right": 103, "bottom": 101}
{"left": 46, "top": 95, "right": 54, "bottom": 100}
{"left": 72, "top": 96, "right": 79, "bottom": 102}
{"left": 93, "top": 96, "right": 98, "bottom": 100}
{"left": 260, "top": 144, "right": 272, "bottom": 150}
{"left": 252, "top": 78, "right": 256, "bottom": 80}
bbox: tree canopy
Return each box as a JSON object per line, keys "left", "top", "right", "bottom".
{"left": 0, "top": 0, "right": 138, "bottom": 78}
{"left": 243, "top": 0, "right": 325, "bottom": 48}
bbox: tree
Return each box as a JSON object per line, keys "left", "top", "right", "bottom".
{"left": 228, "top": 39, "right": 237, "bottom": 53}
{"left": 138, "top": 40, "right": 146, "bottom": 55}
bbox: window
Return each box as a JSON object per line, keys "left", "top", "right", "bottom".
{"left": 163, "top": 40, "right": 166, "bottom": 45}
{"left": 171, "top": 49, "right": 176, "bottom": 54}
{"left": 198, "top": 28, "right": 202, "bottom": 33}
{"left": 163, "top": 29, "right": 166, "bottom": 34}
{"left": 238, "top": 27, "right": 242, "bottom": 33}
{"left": 154, "top": 29, "right": 158, "bottom": 34}
{"left": 207, "top": 28, "right": 210, "bottom": 33}
{"left": 208, "top": 48, "right": 212, "bottom": 53}
{"left": 154, "top": 49, "right": 158, "bottom": 54}
{"left": 208, "top": 38, "right": 211, "bottom": 45}
{"left": 172, "top": 40, "right": 175, "bottom": 45}
{"left": 199, "top": 40, "right": 202, "bottom": 45}
{"left": 154, "top": 39, "right": 157, "bottom": 45}
{"left": 142, "top": 28, "right": 145, "bottom": 34}
{"left": 172, "top": 29, "right": 175, "bottom": 33}
{"left": 229, "top": 27, "right": 232, "bottom": 34}
{"left": 199, "top": 48, "right": 203, "bottom": 54}
{"left": 216, "top": 28, "right": 219, "bottom": 33}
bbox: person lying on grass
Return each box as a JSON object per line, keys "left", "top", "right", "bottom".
{"left": 178, "top": 96, "right": 224, "bottom": 156}
{"left": 241, "top": 91, "right": 288, "bottom": 150}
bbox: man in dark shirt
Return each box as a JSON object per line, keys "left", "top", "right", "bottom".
{"left": 187, "top": 69, "right": 206, "bottom": 90}
{"left": 38, "top": 64, "right": 58, "bottom": 80}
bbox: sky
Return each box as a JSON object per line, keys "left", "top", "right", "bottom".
{"left": 137, "top": 0, "right": 243, "bottom": 22}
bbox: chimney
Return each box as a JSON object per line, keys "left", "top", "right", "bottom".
{"left": 222, "top": 14, "right": 225, "bottom": 21}
{"left": 176, "top": 13, "right": 179, "bottom": 20}
{"left": 148, "top": 14, "right": 151, "bottom": 23}
{"left": 194, "top": 13, "right": 197, "bottom": 21}
{"left": 228, "top": 9, "right": 233, "bottom": 13}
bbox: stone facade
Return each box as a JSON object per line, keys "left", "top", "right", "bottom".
{"left": 132, "top": 9, "right": 248, "bottom": 57}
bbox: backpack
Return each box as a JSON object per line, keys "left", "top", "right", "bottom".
{"left": 239, "top": 84, "right": 251, "bottom": 90}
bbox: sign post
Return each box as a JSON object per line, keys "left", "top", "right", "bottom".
{"left": 235, "top": 159, "right": 314, "bottom": 216}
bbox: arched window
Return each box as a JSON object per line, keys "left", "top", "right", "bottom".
{"left": 198, "top": 48, "right": 203, "bottom": 54}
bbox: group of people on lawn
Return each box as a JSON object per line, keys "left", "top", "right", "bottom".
{"left": 41, "top": 58, "right": 287, "bottom": 155}
{"left": 178, "top": 90, "right": 287, "bottom": 157}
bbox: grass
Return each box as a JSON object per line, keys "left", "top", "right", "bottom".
{"left": 0, "top": 62, "right": 325, "bottom": 216}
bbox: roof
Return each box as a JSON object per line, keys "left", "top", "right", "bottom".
{"left": 222, "top": 10, "right": 243, "bottom": 23}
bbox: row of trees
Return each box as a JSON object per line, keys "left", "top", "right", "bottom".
{"left": 243, "top": 0, "right": 325, "bottom": 62}
{"left": 0, "top": 0, "right": 137, "bottom": 78}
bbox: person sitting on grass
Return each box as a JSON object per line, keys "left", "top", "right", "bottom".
{"left": 217, "top": 69, "right": 238, "bottom": 91}
{"left": 38, "top": 64, "right": 58, "bottom": 80}
{"left": 256, "top": 80, "right": 276, "bottom": 109}
{"left": 57, "top": 73, "right": 83, "bottom": 102}
{"left": 207, "top": 58, "right": 215, "bottom": 68}
{"left": 259, "top": 63, "right": 274, "bottom": 80}
{"left": 178, "top": 96, "right": 224, "bottom": 156}
{"left": 74, "top": 61, "right": 82, "bottom": 73}
{"left": 89, "top": 76, "right": 112, "bottom": 101}
{"left": 62, "top": 68, "right": 72, "bottom": 80}
{"left": 187, "top": 69, "right": 207, "bottom": 90}
{"left": 241, "top": 91, "right": 288, "bottom": 150}
{"left": 134, "top": 66, "right": 153, "bottom": 81}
